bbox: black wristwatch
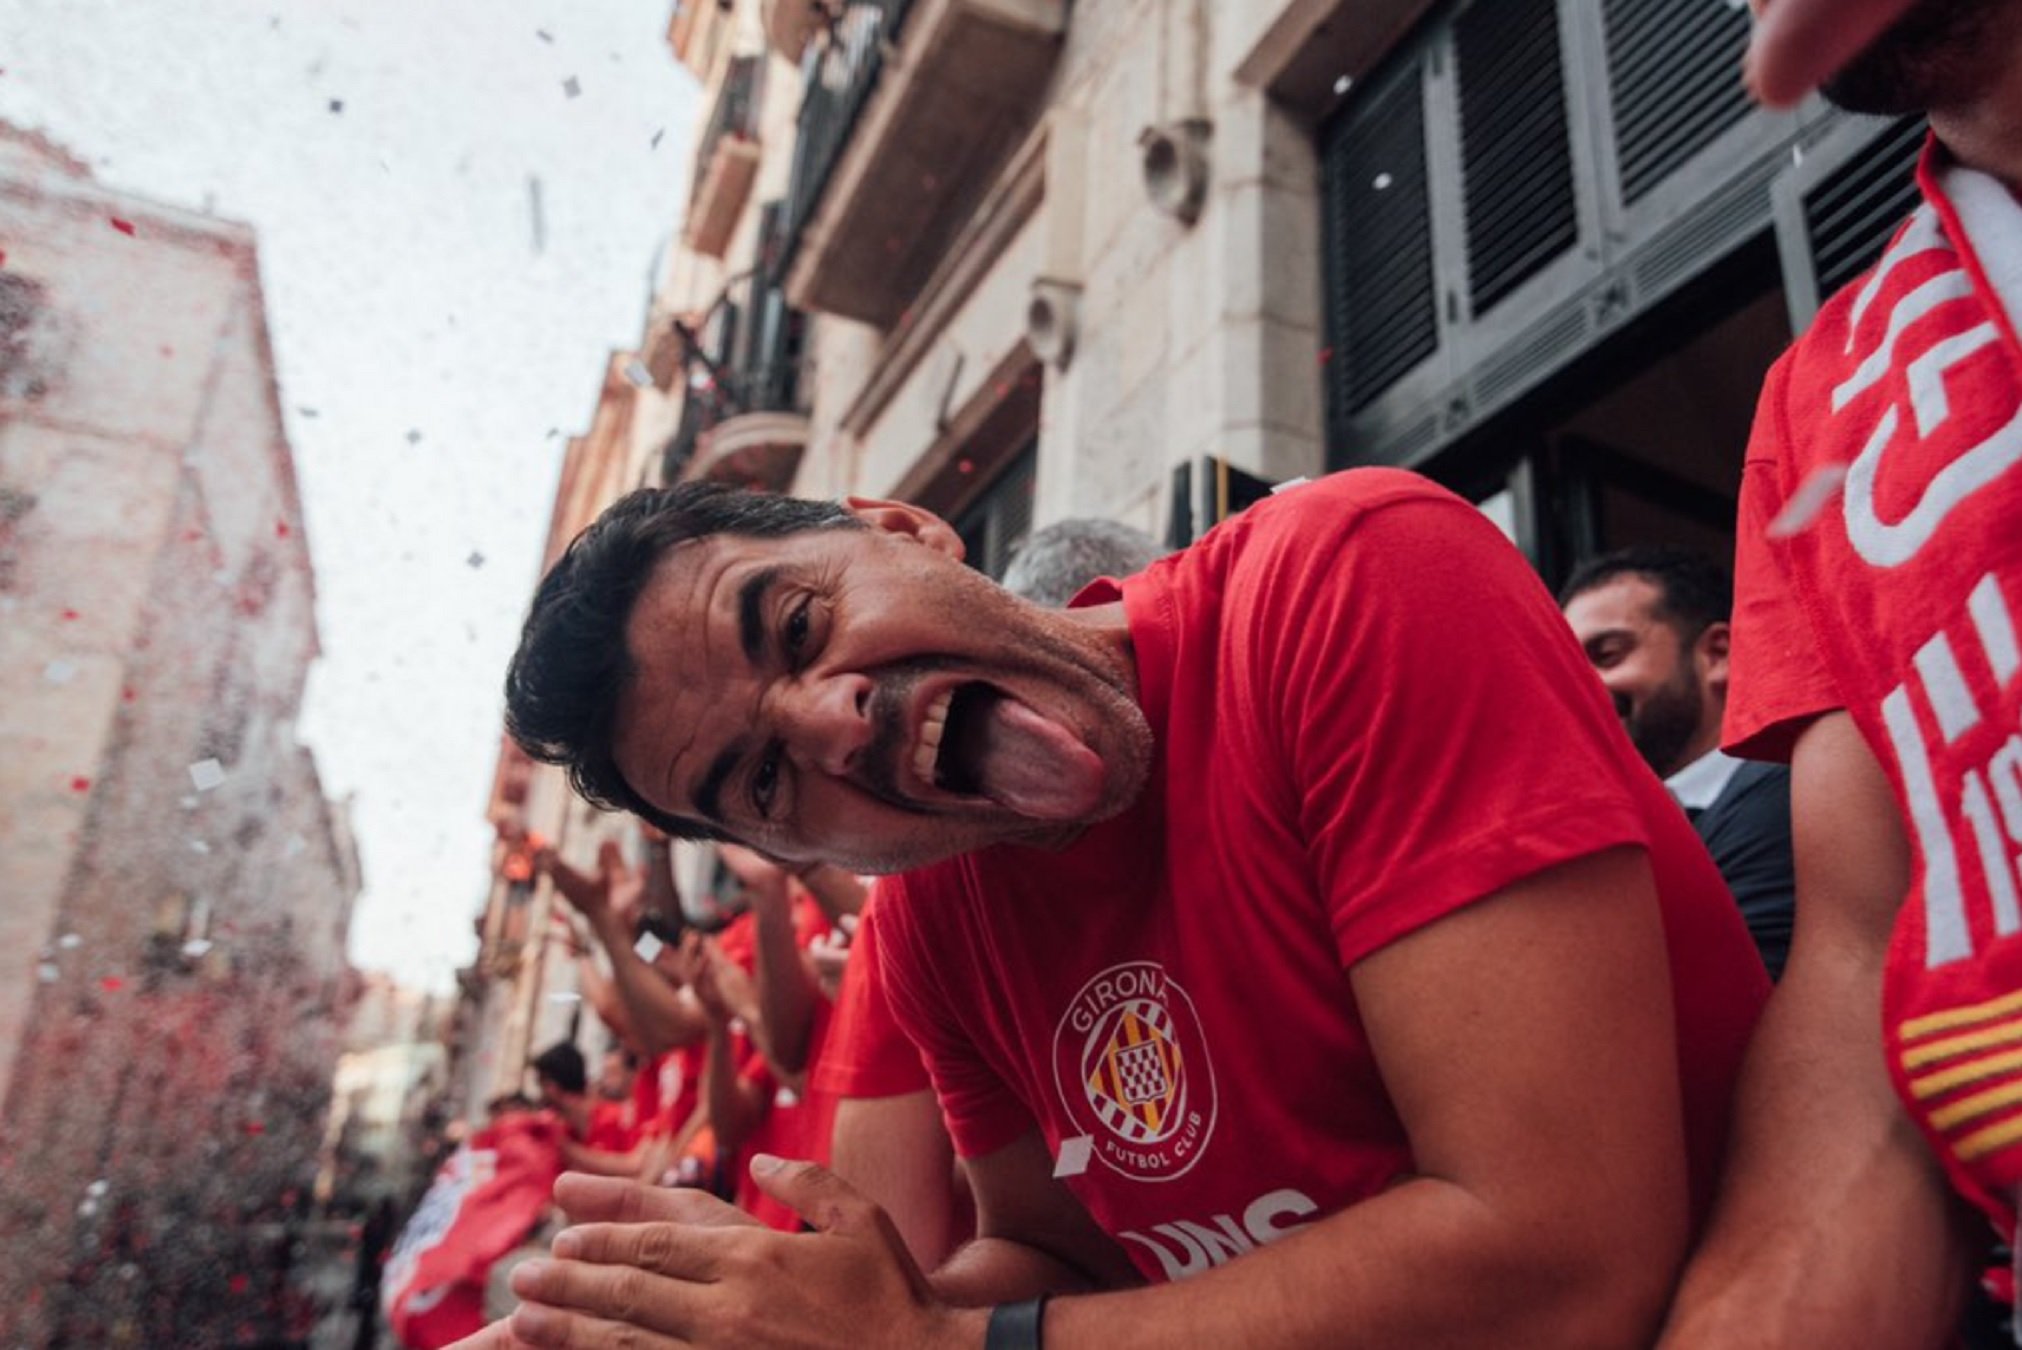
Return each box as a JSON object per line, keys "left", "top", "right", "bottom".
{"left": 984, "top": 1296, "right": 1049, "bottom": 1350}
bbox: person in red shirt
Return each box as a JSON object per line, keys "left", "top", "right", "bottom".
{"left": 482, "top": 469, "right": 1767, "bottom": 1350}
{"left": 1661, "top": 3, "right": 2022, "bottom": 1346}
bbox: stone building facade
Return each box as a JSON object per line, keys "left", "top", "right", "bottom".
{"left": 0, "top": 125, "right": 361, "bottom": 1345}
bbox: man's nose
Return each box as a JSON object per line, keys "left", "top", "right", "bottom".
{"left": 778, "top": 672, "right": 876, "bottom": 777}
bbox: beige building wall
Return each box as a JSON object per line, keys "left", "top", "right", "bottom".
{"left": 784, "top": 0, "right": 1353, "bottom": 539}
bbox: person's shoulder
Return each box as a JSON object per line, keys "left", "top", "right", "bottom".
{"left": 1242, "top": 467, "right": 1466, "bottom": 530}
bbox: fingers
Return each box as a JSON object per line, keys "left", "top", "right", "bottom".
{"left": 509, "top": 1254, "right": 706, "bottom": 1336}
{"left": 443, "top": 1319, "right": 537, "bottom": 1350}
{"left": 1744, "top": 0, "right": 1917, "bottom": 107}
{"left": 510, "top": 1299, "right": 687, "bottom": 1350}
{"left": 747, "top": 1154, "right": 880, "bottom": 1238}
{"left": 553, "top": 1172, "right": 755, "bottom": 1228}
{"left": 546, "top": 1222, "right": 721, "bottom": 1279}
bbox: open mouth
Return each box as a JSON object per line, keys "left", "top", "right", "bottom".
{"left": 914, "top": 681, "right": 994, "bottom": 794}
{"left": 906, "top": 679, "right": 1105, "bottom": 821}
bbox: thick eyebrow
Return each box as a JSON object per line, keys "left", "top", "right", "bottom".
{"left": 693, "top": 735, "right": 750, "bottom": 827}
{"left": 737, "top": 566, "right": 783, "bottom": 666}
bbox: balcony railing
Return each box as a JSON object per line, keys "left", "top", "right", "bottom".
{"left": 778, "top": 0, "right": 916, "bottom": 276}
{"left": 662, "top": 207, "right": 809, "bottom": 488}
{"left": 685, "top": 53, "right": 767, "bottom": 258}
{"left": 775, "top": 0, "right": 1065, "bottom": 326}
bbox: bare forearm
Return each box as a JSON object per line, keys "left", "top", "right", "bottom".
{"left": 591, "top": 910, "right": 705, "bottom": 1054}
{"left": 1042, "top": 1178, "right": 1667, "bottom": 1350}
{"left": 576, "top": 956, "right": 635, "bottom": 1045}
{"left": 642, "top": 840, "right": 680, "bottom": 917}
{"left": 753, "top": 897, "right": 818, "bottom": 1075}
{"left": 1661, "top": 974, "right": 1975, "bottom": 1347}
{"left": 560, "top": 1138, "right": 645, "bottom": 1179}
{"left": 702, "top": 1023, "right": 758, "bottom": 1156}
{"left": 929, "top": 1237, "right": 1107, "bottom": 1308}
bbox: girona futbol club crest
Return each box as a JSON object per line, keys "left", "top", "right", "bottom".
{"left": 1052, "top": 960, "right": 1217, "bottom": 1182}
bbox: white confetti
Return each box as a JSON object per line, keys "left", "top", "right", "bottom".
{"left": 180, "top": 795, "right": 200, "bottom": 810}
{"left": 1767, "top": 464, "right": 1849, "bottom": 539}
{"left": 37, "top": 962, "right": 59, "bottom": 984}
{"left": 775, "top": 1085, "right": 800, "bottom": 1107}
{"left": 189, "top": 839, "right": 211, "bottom": 855}
{"left": 633, "top": 931, "right": 665, "bottom": 963}
{"left": 1270, "top": 476, "right": 1312, "bottom": 495}
{"left": 548, "top": 990, "right": 582, "bottom": 1004}
{"left": 43, "top": 659, "right": 77, "bottom": 685}
{"left": 77, "top": 1199, "right": 99, "bottom": 1219}
{"left": 1053, "top": 1135, "right": 1095, "bottom": 1178}
{"left": 622, "top": 359, "right": 652, "bottom": 388}
{"left": 188, "top": 758, "right": 227, "bottom": 792}
{"left": 466, "top": 551, "right": 486, "bottom": 569}
{"left": 562, "top": 76, "right": 581, "bottom": 98}
{"left": 181, "top": 938, "right": 214, "bottom": 959}
{"left": 57, "top": 933, "right": 82, "bottom": 950}
{"left": 85, "top": 1179, "right": 109, "bottom": 1198}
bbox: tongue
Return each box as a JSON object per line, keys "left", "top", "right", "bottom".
{"left": 967, "top": 694, "right": 1105, "bottom": 820}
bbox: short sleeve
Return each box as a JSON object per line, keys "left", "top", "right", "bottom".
{"left": 875, "top": 872, "right": 1037, "bottom": 1159}
{"left": 1724, "top": 353, "right": 1844, "bottom": 762}
{"left": 1271, "top": 480, "right": 1654, "bottom": 969}
{"left": 811, "top": 892, "right": 934, "bottom": 1100}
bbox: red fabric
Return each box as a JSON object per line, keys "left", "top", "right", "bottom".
{"left": 382, "top": 1110, "right": 563, "bottom": 1345}
{"left": 584, "top": 1099, "right": 636, "bottom": 1152}
{"left": 878, "top": 470, "right": 1768, "bottom": 1283}
{"left": 732, "top": 1000, "right": 838, "bottom": 1232}
{"left": 1727, "top": 140, "right": 2022, "bottom": 1236}
{"left": 632, "top": 1051, "right": 664, "bottom": 1127}
{"left": 814, "top": 889, "right": 934, "bottom": 1101}
{"left": 651, "top": 1043, "right": 704, "bottom": 1139}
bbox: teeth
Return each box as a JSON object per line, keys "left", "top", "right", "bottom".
{"left": 914, "top": 689, "right": 954, "bottom": 786}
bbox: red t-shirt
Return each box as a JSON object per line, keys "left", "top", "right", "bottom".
{"left": 632, "top": 1051, "right": 663, "bottom": 1126}
{"left": 1727, "top": 142, "right": 2022, "bottom": 1234}
{"left": 733, "top": 998, "right": 839, "bottom": 1231}
{"left": 583, "top": 1098, "right": 636, "bottom": 1152}
{"left": 813, "top": 888, "right": 935, "bottom": 1101}
{"left": 879, "top": 469, "right": 1768, "bottom": 1283}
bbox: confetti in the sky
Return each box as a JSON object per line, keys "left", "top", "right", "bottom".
{"left": 562, "top": 76, "right": 581, "bottom": 98}
{"left": 537, "top": 28, "right": 554, "bottom": 42}
{"left": 466, "top": 551, "right": 486, "bottom": 569}
{"left": 188, "top": 758, "right": 227, "bottom": 792}
{"left": 1053, "top": 1134, "right": 1095, "bottom": 1178}
{"left": 189, "top": 839, "right": 211, "bottom": 855}
{"left": 36, "top": 963, "right": 58, "bottom": 984}
{"left": 44, "top": 659, "right": 77, "bottom": 685}
{"left": 633, "top": 931, "right": 665, "bottom": 963}
{"left": 622, "top": 358, "right": 652, "bottom": 388}
{"left": 60, "top": 608, "right": 80, "bottom": 621}
{"left": 651, "top": 128, "right": 664, "bottom": 149}
{"left": 1767, "top": 464, "right": 1849, "bottom": 539}
{"left": 69, "top": 776, "right": 91, "bottom": 794}
{"left": 274, "top": 520, "right": 291, "bottom": 539}
{"left": 108, "top": 217, "right": 135, "bottom": 236}
{"left": 328, "top": 98, "right": 343, "bottom": 114}
{"left": 547, "top": 990, "right": 582, "bottom": 1004}
{"left": 297, "top": 406, "right": 319, "bottom": 419}
{"left": 99, "top": 975, "right": 123, "bottom": 993}
{"left": 405, "top": 429, "right": 423, "bottom": 445}
{"left": 181, "top": 938, "right": 214, "bottom": 959}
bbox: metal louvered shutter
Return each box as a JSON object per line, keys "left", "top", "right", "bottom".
{"left": 1455, "top": 0, "right": 1576, "bottom": 315}
{"left": 1321, "top": 62, "right": 1437, "bottom": 416}
{"left": 1804, "top": 116, "right": 1927, "bottom": 298}
{"left": 1603, "top": 0, "right": 1754, "bottom": 204}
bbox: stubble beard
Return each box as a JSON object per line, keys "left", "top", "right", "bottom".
{"left": 1822, "top": 0, "right": 2009, "bottom": 114}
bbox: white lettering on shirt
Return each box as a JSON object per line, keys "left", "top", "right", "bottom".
{"left": 1116, "top": 1187, "right": 1320, "bottom": 1281}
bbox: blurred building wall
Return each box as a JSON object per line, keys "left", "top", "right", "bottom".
{"left": 0, "top": 123, "right": 361, "bottom": 1346}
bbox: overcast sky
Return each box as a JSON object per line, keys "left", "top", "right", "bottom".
{"left": 1, "top": 0, "right": 697, "bottom": 990}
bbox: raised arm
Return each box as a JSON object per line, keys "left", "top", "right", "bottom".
{"left": 722, "top": 846, "right": 823, "bottom": 1078}
{"left": 542, "top": 843, "right": 708, "bottom": 1056}
{"left": 1661, "top": 712, "right": 1979, "bottom": 1348}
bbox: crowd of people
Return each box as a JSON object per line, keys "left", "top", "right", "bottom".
{"left": 384, "top": 1, "right": 2022, "bottom": 1346}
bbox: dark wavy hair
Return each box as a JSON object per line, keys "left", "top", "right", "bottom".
{"left": 504, "top": 483, "right": 861, "bottom": 838}
{"left": 1558, "top": 546, "right": 1734, "bottom": 641}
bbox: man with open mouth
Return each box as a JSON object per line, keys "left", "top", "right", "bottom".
{"left": 477, "top": 468, "right": 1769, "bottom": 1350}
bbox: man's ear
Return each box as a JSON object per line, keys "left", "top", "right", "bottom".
{"left": 1696, "top": 620, "right": 1732, "bottom": 694}
{"left": 841, "top": 496, "right": 966, "bottom": 561}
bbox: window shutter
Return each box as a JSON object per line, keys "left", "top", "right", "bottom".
{"left": 1602, "top": 0, "right": 1754, "bottom": 204}
{"left": 1320, "top": 62, "right": 1437, "bottom": 416}
{"left": 1454, "top": 0, "right": 1577, "bottom": 315}
{"left": 1803, "top": 115, "right": 1926, "bottom": 299}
